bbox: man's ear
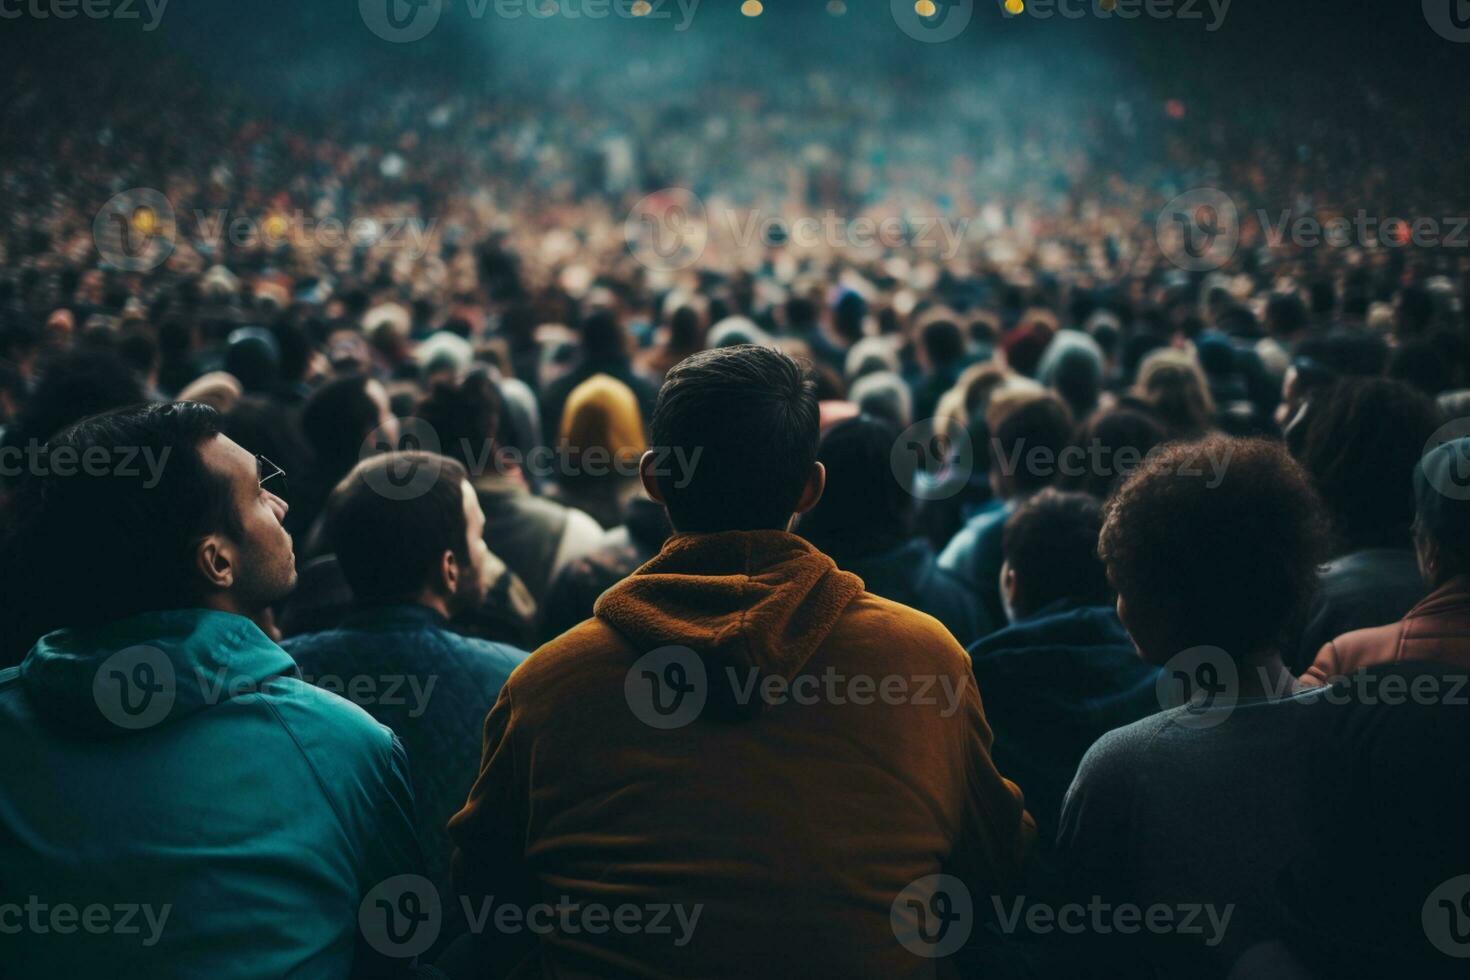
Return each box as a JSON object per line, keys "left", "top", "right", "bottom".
{"left": 793, "top": 462, "right": 826, "bottom": 516}
{"left": 1001, "top": 560, "right": 1019, "bottom": 612}
{"left": 639, "top": 450, "right": 667, "bottom": 505}
{"left": 437, "top": 549, "right": 459, "bottom": 597}
{"left": 195, "top": 534, "right": 236, "bottom": 591}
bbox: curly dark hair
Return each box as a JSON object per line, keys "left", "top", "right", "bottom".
{"left": 1099, "top": 436, "right": 1329, "bottom": 660}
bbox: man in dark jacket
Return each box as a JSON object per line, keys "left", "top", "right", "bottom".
{"left": 969, "top": 489, "right": 1160, "bottom": 841}
{"left": 285, "top": 452, "right": 527, "bottom": 920}
{"left": 799, "top": 414, "right": 986, "bottom": 645}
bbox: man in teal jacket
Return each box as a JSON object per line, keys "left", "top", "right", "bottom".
{"left": 0, "top": 403, "right": 425, "bottom": 979}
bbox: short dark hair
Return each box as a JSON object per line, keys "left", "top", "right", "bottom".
{"left": 1003, "top": 489, "right": 1110, "bottom": 616}
{"left": 414, "top": 371, "right": 503, "bottom": 472}
{"left": 651, "top": 345, "right": 818, "bottom": 532}
{"left": 1295, "top": 378, "right": 1442, "bottom": 551}
{"left": 326, "top": 453, "right": 471, "bottom": 605}
{"left": 989, "top": 392, "right": 1075, "bottom": 497}
{"left": 1100, "top": 437, "right": 1328, "bottom": 658}
{"left": 921, "top": 319, "right": 965, "bottom": 367}
{"left": 301, "top": 374, "right": 381, "bottom": 474}
{"left": 1063, "top": 406, "right": 1166, "bottom": 500}
{"left": 798, "top": 415, "right": 910, "bottom": 561}
{"left": 0, "top": 402, "right": 236, "bottom": 651}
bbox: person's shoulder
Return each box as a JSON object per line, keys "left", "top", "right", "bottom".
{"left": 447, "top": 632, "right": 529, "bottom": 677}
{"left": 505, "top": 616, "right": 630, "bottom": 696}
{"left": 257, "top": 673, "right": 400, "bottom": 769}
{"left": 279, "top": 627, "right": 349, "bottom": 661}
{"left": 1305, "top": 619, "right": 1404, "bottom": 684}
{"left": 838, "top": 592, "right": 970, "bottom": 667}
{"left": 1076, "top": 710, "right": 1170, "bottom": 779}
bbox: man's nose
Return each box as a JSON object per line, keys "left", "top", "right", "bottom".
{"left": 268, "top": 491, "right": 289, "bottom": 521}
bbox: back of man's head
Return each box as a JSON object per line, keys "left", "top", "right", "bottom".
{"left": 1003, "top": 489, "right": 1109, "bottom": 619}
{"left": 1, "top": 402, "right": 236, "bottom": 648}
{"left": 414, "top": 371, "right": 504, "bottom": 473}
{"left": 650, "top": 345, "right": 818, "bottom": 533}
{"left": 987, "top": 391, "right": 1075, "bottom": 498}
{"left": 327, "top": 452, "right": 472, "bottom": 607}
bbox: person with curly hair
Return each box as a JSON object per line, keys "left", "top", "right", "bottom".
{"left": 1057, "top": 436, "right": 1336, "bottom": 977}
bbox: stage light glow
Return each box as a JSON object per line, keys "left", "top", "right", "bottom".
{"left": 1100, "top": 0, "right": 1117, "bottom": 8}
{"left": 1004, "top": 0, "right": 1025, "bottom": 13}
{"left": 631, "top": 0, "right": 652, "bottom": 14}
{"left": 826, "top": 0, "right": 846, "bottom": 15}
{"left": 741, "top": 0, "right": 763, "bottom": 16}
{"left": 915, "top": 0, "right": 936, "bottom": 17}
{"left": 132, "top": 208, "right": 158, "bottom": 236}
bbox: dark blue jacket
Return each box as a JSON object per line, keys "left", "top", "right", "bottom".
{"left": 938, "top": 498, "right": 1014, "bottom": 628}
{"left": 842, "top": 538, "right": 990, "bottom": 647}
{"left": 969, "top": 603, "right": 1161, "bottom": 843}
{"left": 284, "top": 605, "right": 526, "bottom": 909}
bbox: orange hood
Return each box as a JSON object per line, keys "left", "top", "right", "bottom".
{"left": 594, "top": 530, "right": 865, "bottom": 719}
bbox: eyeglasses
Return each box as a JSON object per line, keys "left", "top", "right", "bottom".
{"left": 257, "top": 454, "right": 287, "bottom": 492}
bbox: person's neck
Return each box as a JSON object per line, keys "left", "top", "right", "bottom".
{"left": 412, "top": 590, "right": 453, "bottom": 620}
{"left": 1237, "top": 649, "right": 1299, "bottom": 699}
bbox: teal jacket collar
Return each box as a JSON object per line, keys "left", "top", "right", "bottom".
{"left": 19, "top": 609, "right": 297, "bottom": 738}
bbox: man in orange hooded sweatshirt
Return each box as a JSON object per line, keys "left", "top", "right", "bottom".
{"left": 448, "top": 345, "right": 1033, "bottom": 978}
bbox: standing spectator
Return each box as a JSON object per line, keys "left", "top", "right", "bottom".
{"left": 0, "top": 403, "right": 420, "bottom": 978}
{"left": 449, "top": 346, "right": 1033, "bottom": 978}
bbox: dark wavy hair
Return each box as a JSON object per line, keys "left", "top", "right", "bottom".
{"left": 1294, "top": 378, "right": 1442, "bottom": 552}
{"left": 1100, "top": 436, "right": 1328, "bottom": 659}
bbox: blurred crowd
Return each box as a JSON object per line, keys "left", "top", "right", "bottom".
{"left": 2, "top": 43, "right": 1470, "bottom": 980}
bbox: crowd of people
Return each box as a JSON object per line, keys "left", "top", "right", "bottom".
{"left": 2, "top": 38, "right": 1470, "bottom": 980}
